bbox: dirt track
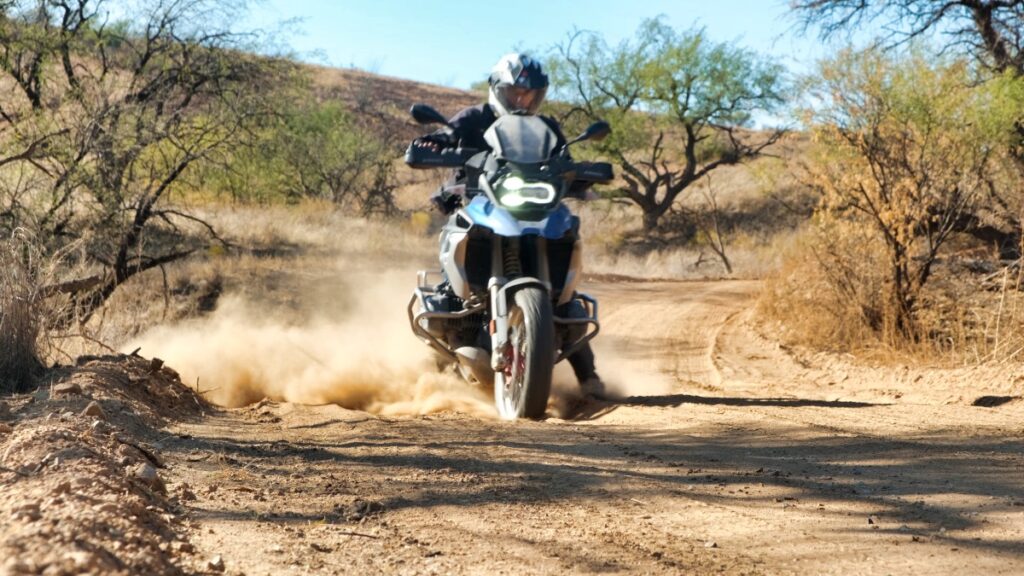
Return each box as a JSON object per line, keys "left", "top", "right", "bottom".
{"left": 157, "top": 278, "right": 1024, "bottom": 575}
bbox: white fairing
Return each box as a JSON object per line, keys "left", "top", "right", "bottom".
{"left": 439, "top": 226, "right": 472, "bottom": 299}
{"left": 558, "top": 240, "right": 583, "bottom": 306}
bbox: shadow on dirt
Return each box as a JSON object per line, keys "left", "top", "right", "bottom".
{"left": 615, "top": 394, "right": 877, "bottom": 409}
{"left": 164, "top": 404, "right": 1024, "bottom": 560}
{"left": 564, "top": 394, "right": 880, "bottom": 421}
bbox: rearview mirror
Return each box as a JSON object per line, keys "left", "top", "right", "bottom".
{"left": 568, "top": 120, "right": 611, "bottom": 146}
{"left": 410, "top": 104, "right": 450, "bottom": 127}
{"left": 580, "top": 120, "right": 611, "bottom": 142}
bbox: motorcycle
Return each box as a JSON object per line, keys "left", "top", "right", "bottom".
{"left": 404, "top": 103, "right": 613, "bottom": 419}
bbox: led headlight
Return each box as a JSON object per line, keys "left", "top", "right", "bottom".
{"left": 496, "top": 176, "right": 557, "bottom": 208}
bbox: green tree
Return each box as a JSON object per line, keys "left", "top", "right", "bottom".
{"left": 277, "top": 101, "right": 398, "bottom": 215}
{"left": 205, "top": 88, "right": 401, "bottom": 215}
{"left": 550, "top": 18, "right": 786, "bottom": 231}
{"left": 792, "top": 0, "right": 1024, "bottom": 257}
{"left": 802, "top": 48, "right": 1018, "bottom": 341}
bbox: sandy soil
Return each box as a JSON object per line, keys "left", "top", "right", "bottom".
{"left": 139, "top": 277, "right": 1024, "bottom": 575}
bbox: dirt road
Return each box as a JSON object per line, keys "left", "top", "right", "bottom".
{"left": 159, "top": 278, "right": 1024, "bottom": 575}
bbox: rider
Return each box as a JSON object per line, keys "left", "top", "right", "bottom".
{"left": 414, "top": 53, "right": 607, "bottom": 400}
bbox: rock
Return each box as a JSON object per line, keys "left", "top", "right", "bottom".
{"left": 2, "top": 558, "right": 31, "bottom": 573}
{"left": 704, "top": 541, "right": 718, "bottom": 549}
{"left": 172, "top": 541, "right": 194, "bottom": 554}
{"left": 63, "top": 551, "right": 96, "bottom": 569}
{"left": 92, "top": 502, "right": 119, "bottom": 514}
{"left": 343, "top": 498, "right": 385, "bottom": 521}
{"left": 52, "top": 382, "right": 82, "bottom": 397}
{"left": 207, "top": 555, "right": 225, "bottom": 572}
{"left": 81, "top": 401, "right": 106, "bottom": 419}
{"left": 310, "top": 542, "right": 332, "bottom": 553}
{"left": 149, "top": 357, "right": 164, "bottom": 372}
{"left": 12, "top": 503, "right": 41, "bottom": 521}
{"left": 53, "top": 481, "right": 72, "bottom": 495}
{"left": 0, "top": 422, "right": 13, "bottom": 434}
{"left": 131, "top": 463, "right": 165, "bottom": 493}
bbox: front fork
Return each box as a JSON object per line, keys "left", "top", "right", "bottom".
{"left": 487, "top": 234, "right": 600, "bottom": 371}
{"left": 488, "top": 276, "right": 548, "bottom": 372}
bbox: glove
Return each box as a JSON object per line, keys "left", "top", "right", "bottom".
{"left": 567, "top": 179, "right": 593, "bottom": 199}
{"left": 431, "top": 190, "right": 462, "bottom": 214}
{"left": 414, "top": 131, "right": 457, "bottom": 151}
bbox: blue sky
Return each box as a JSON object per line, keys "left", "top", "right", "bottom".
{"left": 246, "top": 0, "right": 831, "bottom": 89}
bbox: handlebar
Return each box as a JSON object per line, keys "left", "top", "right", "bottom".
{"left": 405, "top": 143, "right": 615, "bottom": 188}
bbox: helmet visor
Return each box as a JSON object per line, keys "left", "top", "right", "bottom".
{"left": 496, "top": 85, "right": 547, "bottom": 115}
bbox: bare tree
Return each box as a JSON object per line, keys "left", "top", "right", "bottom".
{"left": 792, "top": 0, "right": 1024, "bottom": 73}
{"left": 693, "top": 180, "right": 732, "bottom": 274}
{"left": 0, "top": 0, "right": 290, "bottom": 325}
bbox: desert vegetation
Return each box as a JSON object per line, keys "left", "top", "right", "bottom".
{"left": 763, "top": 0, "right": 1024, "bottom": 361}
{"left": 1, "top": 0, "right": 1023, "bottom": 388}
{"left": 2, "top": 4, "right": 1024, "bottom": 575}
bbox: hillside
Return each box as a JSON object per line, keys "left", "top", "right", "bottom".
{"left": 310, "top": 65, "right": 482, "bottom": 117}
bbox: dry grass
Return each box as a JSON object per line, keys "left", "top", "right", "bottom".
{"left": 576, "top": 178, "right": 809, "bottom": 281}
{"left": 758, "top": 220, "right": 1024, "bottom": 366}
{"left": 0, "top": 231, "right": 46, "bottom": 392}
{"left": 757, "top": 221, "right": 884, "bottom": 354}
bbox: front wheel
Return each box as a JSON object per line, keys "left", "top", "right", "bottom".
{"left": 494, "top": 287, "right": 554, "bottom": 419}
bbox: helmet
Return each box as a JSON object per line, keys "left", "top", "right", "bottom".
{"left": 488, "top": 53, "right": 548, "bottom": 116}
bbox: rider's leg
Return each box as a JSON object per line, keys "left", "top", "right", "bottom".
{"left": 567, "top": 343, "right": 606, "bottom": 399}
{"left": 557, "top": 298, "right": 607, "bottom": 399}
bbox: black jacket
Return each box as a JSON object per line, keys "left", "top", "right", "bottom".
{"left": 422, "top": 103, "right": 568, "bottom": 153}
{"left": 421, "top": 104, "right": 576, "bottom": 210}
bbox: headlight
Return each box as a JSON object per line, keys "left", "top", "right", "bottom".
{"left": 496, "top": 176, "right": 557, "bottom": 208}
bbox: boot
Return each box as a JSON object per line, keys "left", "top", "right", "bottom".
{"left": 579, "top": 374, "right": 609, "bottom": 401}
{"left": 567, "top": 343, "right": 608, "bottom": 400}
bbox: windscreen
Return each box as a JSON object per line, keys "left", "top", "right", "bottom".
{"left": 483, "top": 115, "right": 558, "bottom": 164}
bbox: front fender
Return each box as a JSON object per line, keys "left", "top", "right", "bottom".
{"left": 493, "top": 277, "right": 550, "bottom": 318}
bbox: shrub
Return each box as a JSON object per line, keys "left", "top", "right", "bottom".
{"left": 0, "top": 232, "right": 44, "bottom": 393}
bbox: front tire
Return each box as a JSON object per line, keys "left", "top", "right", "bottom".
{"left": 495, "top": 287, "right": 554, "bottom": 419}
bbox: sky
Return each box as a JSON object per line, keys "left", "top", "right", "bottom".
{"left": 244, "top": 0, "right": 832, "bottom": 90}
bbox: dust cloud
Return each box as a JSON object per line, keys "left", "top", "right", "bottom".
{"left": 128, "top": 264, "right": 668, "bottom": 418}
{"left": 128, "top": 271, "right": 496, "bottom": 418}
{"left": 596, "top": 352, "right": 674, "bottom": 399}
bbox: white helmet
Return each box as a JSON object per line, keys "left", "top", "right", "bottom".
{"left": 488, "top": 53, "right": 549, "bottom": 116}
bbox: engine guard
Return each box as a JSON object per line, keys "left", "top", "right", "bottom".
{"left": 408, "top": 274, "right": 600, "bottom": 367}
{"left": 407, "top": 287, "right": 486, "bottom": 363}
{"left": 553, "top": 292, "right": 600, "bottom": 363}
